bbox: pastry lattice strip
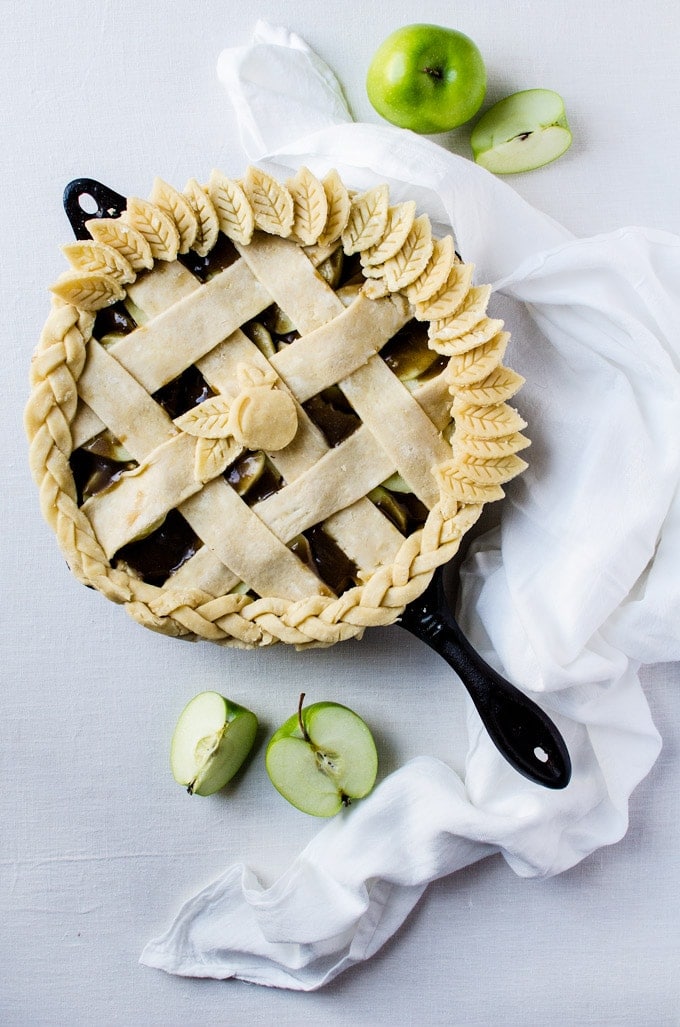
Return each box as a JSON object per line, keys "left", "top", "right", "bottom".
{"left": 238, "top": 235, "right": 453, "bottom": 505}
{"left": 75, "top": 234, "right": 453, "bottom": 599}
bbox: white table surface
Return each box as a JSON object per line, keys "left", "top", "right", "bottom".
{"left": 3, "top": 1, "right": 679, "bottom": 1023}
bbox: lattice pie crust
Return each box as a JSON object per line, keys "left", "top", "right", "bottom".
{"left": 25, "top": 166, "right": 529, "bottom": 647}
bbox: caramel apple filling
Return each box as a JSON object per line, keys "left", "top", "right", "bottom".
{"left": 68, "top": 238, "right": 445, "bottom": 597}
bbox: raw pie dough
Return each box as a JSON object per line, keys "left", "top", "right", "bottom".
{"left": 25, "top": 166, "right": 529, "bottom": 647}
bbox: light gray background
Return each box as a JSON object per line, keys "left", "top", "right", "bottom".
{"left": 3, "top": 1, "right": 679, "bottom": 1024}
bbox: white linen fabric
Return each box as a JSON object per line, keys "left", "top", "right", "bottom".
{"left": 140, "top": 22, "right": 680, "bottom": 990}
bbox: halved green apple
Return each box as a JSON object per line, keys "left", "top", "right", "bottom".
{"left": 265, "top": 695, "right": 378, "bottom": 817}
{"left": 471, "top": 88, "right": 572, "bottom": 174}
{"left": 170, "top": 691, "right": 258, "bottom": 796}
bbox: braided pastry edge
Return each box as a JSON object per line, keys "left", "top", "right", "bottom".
{"left": 25, "top": 167, "right": 529, "bottom": 648}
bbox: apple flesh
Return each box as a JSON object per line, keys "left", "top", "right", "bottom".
{"left": 366, "top": 24, "right": 486, "bottom": 134}
{"left": 170, "top": 691, "right": 258, "bottom": 796}
{"left": 471, "top": 89, "right": 572, "bottom": 174}
{"left": 265, "top": 695, "right": 379, "bottom": 817}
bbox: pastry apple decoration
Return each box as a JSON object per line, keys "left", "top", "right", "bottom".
{"left": 175, "top": 363, "right": 298, "bottom": 482}
{"left": 227, "top": 365, "right": 298, "bottom": 451}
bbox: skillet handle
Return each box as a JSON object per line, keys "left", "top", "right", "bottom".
{"left": 398, "top": 567, "right": 571, "bottom": 789}
{"left": 63, "top": 178, "right": 127, "bottom": 239}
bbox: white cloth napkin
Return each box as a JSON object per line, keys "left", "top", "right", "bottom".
{"left": 141, "top": 22, "right": 680, "bottom": 990}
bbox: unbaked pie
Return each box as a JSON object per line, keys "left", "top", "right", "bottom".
{"left": 26, "top": 165, "right": 529, "bottom": 647}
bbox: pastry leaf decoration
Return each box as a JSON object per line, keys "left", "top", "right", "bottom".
{"left": 125, "top": 198, "right": 180, "bottom": 262}
{"left": 428, "top": 284, "right": 493, "bottom": 340}
{"left": 244, "top": 167, "right": 294, "bottom": 238}
{"left": 457, "top": 452, "right": 529, "bottom": 485}
{"left": 207, "top": 171, "right": 254, "bottom": 246}
{"left": 447, "top": 332, "right": 510, "bottom": 387}
{"left": 359, "top": 259, "right": 387, "bottom": 281}
{"left": 361, "top": 201, "right": 417, "bottom": 267}
{"left": 456, "top": 363, "right": 525, "bottom": 404}
{"left": 195, "top": 436, "right": 240, "bottom": 484}
{"left": 454, "top": 430, "right": 531, "bottom": 459}
{"left": 406, "top": 235, "right": 457, "bottom": 304}
{"left": 175, "top": 395, "right": 233, "bottom": 439}
{"left": 176, "top": 395, "right": 241, "bottom": 483}
{"left": 383, "top": 214, "right": 433, "bottom": 291}
{"left": 61, "top": 241, "right": 135, "bottom": 284}
{"left": 85, "top": 218, "right": 154, "bottom": 272}
{"left": 50, "top": 271, "right": 125, "bottom": 312}
{"left": 150, "top": 178, "right": 199, "bottom": 254}
{"left": 342, "top": 185, "right": 390, "bottom": 254}
{"left": 434, "top": 462, "right": 506, "bottom": 510}
{"left": 318, "top": 169, "right": 351, "bottom": 247}
{"left": 452, "top": 400, "right": 527, "bottom": 439}
{"left": 287, "top": 167, "right": 328, "bottom": 246}
{"left": 430, "top": 317, "right": 506, "bottom": 356}
{"left": 184, "top": 179, "right": 220, "bottom": 257}
{"left": 415, "top": 261, "right": 475, "bottom": 321}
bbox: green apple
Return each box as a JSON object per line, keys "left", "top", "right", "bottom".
{"left": 366, "top": 24, "right": 486, "bottom": 133}
{"left": 471, "top": 89, "right": 572, "bottom": 174}
{"left": 170, "top": 691, "right": 258, "bottom": 796}
{"left": 265, "top": 695, "right": 378, "bottom": 817}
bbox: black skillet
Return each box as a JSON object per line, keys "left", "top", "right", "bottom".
{"left": 64, "top": 178, "right": 572, "bottom": 791}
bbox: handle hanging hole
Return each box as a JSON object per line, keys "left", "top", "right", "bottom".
{"left": 78, "top": 193, "right": 100, "bottom": 215}
{"left": 63, "top": 177, "right": 128, "bottom": 240}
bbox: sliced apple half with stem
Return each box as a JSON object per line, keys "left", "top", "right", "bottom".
{"left": 471, "top": 88, "right": 572, "bottom": 174}
{"left": 265, "top": 694, "right": 379, "bottom": 817}
{"left": 170, "top": 691, "right": 258, "bottom": 796}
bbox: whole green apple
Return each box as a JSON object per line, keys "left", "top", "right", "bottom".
{"left": 366, "top": 24, "right": 486, "bottom": 134}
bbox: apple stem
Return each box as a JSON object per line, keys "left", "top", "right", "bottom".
{"left": 422, "top": 66, "right": 444, "bottom": 81}
{"left": 297, "top": 692, "right": 311, "bottom": 744}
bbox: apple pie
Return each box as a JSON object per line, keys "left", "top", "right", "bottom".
{"left": 25, "top": 165, "right": 529, "bottom": 647}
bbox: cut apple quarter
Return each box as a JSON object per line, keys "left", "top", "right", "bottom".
{"left": 170, "top": 691, "right": 258, "bottom": 796}
{"left": 471, "top": 88, "right": 572, "bottom": 174}
{"left": 265, "top": 696, "right": 379, "bottom": 817}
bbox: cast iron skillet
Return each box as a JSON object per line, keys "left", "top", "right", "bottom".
{"left": 63, "top": 178, "right": 572, "bottom": 791}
